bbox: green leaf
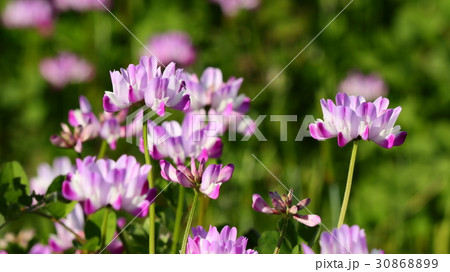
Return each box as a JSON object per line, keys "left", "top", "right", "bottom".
{"left": 85, "top": 209, "right": 117, "bottom": 251}
{"left": 298, "top": 224, "right": 321, "bottom": 247}
{"left": 256, "top": 230, "right": 290, "bottom": 254}
{"left": 0, "top": 161, "right": 32, "bottom": 219}
{"left": 278, "top": 218, "right": 298, "bottom": 250}
{"left": 43, "top": 176, "right": 76, "bottom": 219}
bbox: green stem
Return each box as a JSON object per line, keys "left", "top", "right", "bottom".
{"left": 100, "top": 208, "right": 111, "bottom": 250}
{"left": 337, "top": 140, "right": 359, "bottom": 228}
{"left": 97, "top": 140, "right": 108, "bottom": 159}
{"left": 274, "top": 216, "right": 289, "bottom": 254}
{"left": 170, "top": 186, "right": 185, "bottom": 254}
{"left": 142, "top": 119, "right": 155, "bottom": 254}
{"left": 180, "top": 190, "right": 199, "bottom": 254}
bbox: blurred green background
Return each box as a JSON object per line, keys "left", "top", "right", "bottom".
{"left": 1, "top": 0, "right": 450, "bottom": 253}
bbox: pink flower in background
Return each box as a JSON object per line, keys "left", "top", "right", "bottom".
{"left": 51, "top": 96, "right": 100, "bottom": 153}
{"left": 210, "top": 0, "right": 259, "bottom": 17}
{"left": 252, "top": 189, "right": 321, "bottom": 227}
{"left": 53, "top": 0, "right": 111, "bottom": 12}
{"left": 140, "top": 112, "right": 223, "bottom": 164}
{"left": 146, "top": 31, "right": 196, "bottom": 67}
{"left": 302, "top": 224, "right": 384, "bottom": 254}
{"left": 2, "top": 0, "right": 53, "bottom": 34}
{"left": 309, "top": 92, "right": 407, "bottom": 148}
{"left": 49, "top": 204, "right": 85, "bottom": 253}
{"left": 29, "top": 244, "right": 52, "bottom": 254}
{"left": 103, "top": 55, "right": 190, "bottom": 115}
{"left": 62, "top": 155, "right": 156, "bottom": 216}
{"left": 186, "top": 225, "right": 257, "bottom": 254}
{"left": 30, "top": 156, "right": 73, "bottom": 196}
{"left": 40, "top": 53, "right": 95, "bottom": 89}
{"left": 0, "top": 250, "right": 6, "bottom": 254}
{"left": 160, "top": 158, "right": 233, "bottom": 199}
{"left": 338, "top": 71, "right": 388, "bottom": 101}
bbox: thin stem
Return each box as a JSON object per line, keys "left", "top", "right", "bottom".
{"left": 170, "top": 186, "right": 185, "bottom": 254}
{"left": 33, "top": 211, "right": 85, "bottom": 244}
{"left": 97, "top": 140, "right": 108, "bottom": 159}
{"left": 142, "top": 119, "right": 155, "bottom": 254}
{"left": 274, "top": 216, "right": 289, "bottom": 254}
{"left": 337, "top": 140, "right": 359, "bottom": 228}
{"left": 100, "top": 208, "right": 111, "bottom": 250}
{"left": 180, "top": 190, "right": 199, "bottom": 254}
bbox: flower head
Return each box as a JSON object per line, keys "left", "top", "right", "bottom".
{"left": 140, "top": 112, "right": 223, "bottom": 164}
{"left": 186, "top": 225, "right": 257, "bottom": 254}
{"left": 252, "top": 189, "right": 321, "bottom": 227}
{"left": 210, "top": 0, "right": 260, "bottom": 17}
{"left": 40, "top": 53, "right": 95, "bottom": 89}
{"left": 302, "top": 224, "right": 384, "bottom": 254}
{"left": 2, "top": 0, "right": 53, "bottom": 34}
{"left": 146, "top": 31, "right": 196, "bottom": 67}
{"left": 338, "top": 71, "right": 388, "bottom": 101}
{"left": 160, "top": 158, "right": 233, "bottom": 199}
{"left": 30, "top": 157, "right": 73, "bottom": 196}
{"left": 62, "top": 155, "right": 156, "bottom": 216}
{"left": 29, "top": 244, "right": 52, "bottom": 254}
{"left": 103, "top": 55, "right": 190, "bottom": 115}
{"left": 309, "top": 92, "right": 407, "bottom": 148}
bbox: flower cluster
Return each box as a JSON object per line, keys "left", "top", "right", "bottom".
{"left": 302, "top": 224, "right": 384, "bottom": 254}
{"left": 39, "top": 52, "right": 95, "bottom": 89}
{"left": 338, "top": 71, "right": 388, "bottom": 101}
{"left": 30, "top": 157, "right": 73, "bottom": 196}
{"left": 146, "top": 31, "right": 196, "bottom": 67}
{"left": 1, "top": 0, "right": 54, "bottom": 33}
{"left": 210, "top": 0, "right": 260, "bottom": 17}
{"left": 62, "top": 155, "right": 156, "bottom": 216}
{"left": 103, "top": 55, "right": 190, "bottom": 115}
{"left": 186, "top": 225, "right": 257, "bottom": 254}
{"left": 252, "top": 189, "right": 321, "bottom": 227}
{"left": 140, "top": 112, "right": 223, "bottom": 164}
{"left": 160, "top": 158, "right": 233, "bottom": 199}
{"left": 309, "top": 92, "right": 407, "bottom": 148}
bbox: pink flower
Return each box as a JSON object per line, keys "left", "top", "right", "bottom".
{"left": 40, "top": 52, "right": 95, "bottom": 88}
{"left": 146, "top": 31, "right": 196, "bottom": 67}
{"left": 309, "top": 92, "right": 407, "bottom": 148}
{"left": 338, "top": 71, "right": 388, "bottom": 101}
{"left": 160, "top": 158, "right": 233, "bottom": 199}
{"left": 62, "top": 155, "right": 156, "bottom": 216}
{"left": 186, "top": 225, "right": 257, "bottom": 254}
{"left": 302, "top": 224, "right": 384, "bottom": 254}
{"left": 53, "top": 0, "right": 111, "bottom": 12}
{"left": 210, "top": 0, "right": 260, "bottom": 17}
{"left": 30, "top": 157, "right": 73, "bottom": 196}
{"left": 51, "top": 96, "right": 100, "bottom": 153}
{"left": 103, "top": 55, "right": 190, "bottom": 115}
{"left": 252, "top": 189, "right": 321, "bottom": 227}
{"left": 29, "top": 244, "right": 52, "bottom": 254}
{"left": 2, "top": 0, "right": 53, "bottom": 34}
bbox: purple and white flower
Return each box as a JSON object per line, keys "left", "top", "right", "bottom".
{"left": 51, "top": 96, "right": 101, "bottom": 153}
{"left": 30, "top": 157, "right": 73, "bottom": 196}
{"left": 29, "top": 244, "right": 52, "bottom": 254}
{"left": 302, "top": 224, "right": 384, "bottom": 254}
{"left": 252, "top": 189, "right": 321, "bottom": 227}
{"left": 210, "top": 0, "right": 260, "bottom": 17}
{"left": 186, "top": 225, "right": 257, "bottom": 254}
{"left": 146, "top": 31, "right": 196, "bottom": 67}
{"left": 309, "top": 92, "right": 407, "bottom": 148}
{"left": 160, "top": 158, "right": 233, "bottom": 199}
{"left": 338, "top": 71, "right": 388, "bottom": 101}
{"left": 140, "top": 112, "right": 223, "bottom": 164}
{"left": 39, "top": 53, "right": 95, "bottom": 89}
{"left": 103, "top": 55, "right": 190, "bottom": 115}
{"left": 62, "top": 155, "right": 156, "bottom": 216}
{"left": 53, "top": 0, "right": 111, "bottom": 12}
{"left": 2, "top": 0, "right": 53, "bottom": 34}
{"left": 49, "top": 204, "right": 85, "bottom": 253}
